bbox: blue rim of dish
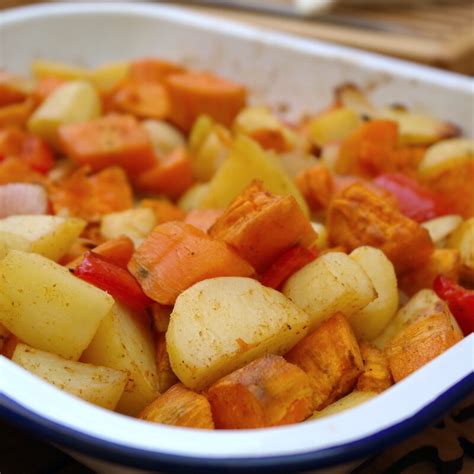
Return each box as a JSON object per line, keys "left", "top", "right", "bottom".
{"left": 0, "top": 373, "right": 473, "bottom": 473}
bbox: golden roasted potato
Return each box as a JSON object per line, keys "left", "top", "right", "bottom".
{"left": 283, "top": 252, "right": 376, "bottom": 331}
{"left": 199, "top": 135, "right": 309, "bottom": 216}
{"left": 421, "top": 214, "right": 462, "bottom": 245}
{"left": 140, "top": 383, "right": 214, "bottom": 429}
{"left": 31, "top": 59, "right": 88, "bottom": 81}
{"left": 356, "top": 341, "right": 392, "bottom": 393}
{"left": 286, "top": 313, "right": 363, "bottom": 410}
{"left": 81, "top": 304, "right": 159, "bottom": 416}
{"left": 100, "top": 208, "right": 156, "bottom": 247}
{"left": 177, "top": 183, "right": 210, "bottom": 212}
{"left": 28, "top": 80, "right": 101, "bottom": 146}
{"left": 349, "top": 246, "right": 399, "bottom": 341}
{"left": 142, "top": 119, "right": 186, "bottom": 157}
{"left": 12, "top": 343, "right": 127, "bottom": 410}
{"left": 167, "top": 277, "right": 310, "bottom": 391}
{"left": 447, "top": 217, "right": 474, "bottom": 283}
{"left": 0, "top": 215, "right": 85, "bottom": 261}
{"left": 89, "top": 61, "right": 130, "bottom": 92}
{"left": 155, "top": 333, "right": 179, "bottom": 393}
{"left": 207, "top": 354, "right": 312, "bottom": 429}
{"left": 309, "top": 391, "right": 377, "bottom": 420}
{"left": 0, "top": 250, "right": 114, "bottom": 360}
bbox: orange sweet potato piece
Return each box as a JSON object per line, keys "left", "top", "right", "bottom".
{"left": 295, "top": 164, "right": 335, "bottom": 212}
{"left": 128, "top": 221, "right": 254, "bottom": 305}
{"left": 139, "top": 383, "right": 214, "bottom": 429}
{"left": 327, "top": 182, "right": 434, "bottom": 274}
{"left": 0, "top": 72, "right": 28, "bottom": 107}
{"left": 0, "top": 99, "right": 35, "bottom": 129}
{"left": 249, "top": 128, "right": 288, "bottom": 153}
{"left": 399, "top": 248, "right": 461, "bottom": 296}
{"left": 110, "top": 80, "right": 170, "bottom": 120}
{"left": 207, "top": 354, "right": 313, "bottom": 429}
{"left": 286, "top": 313, "right": 363, "bottom": 411}
{"left": 134, "top": 147, "right": 194, "bottom": 199}
{"left": 209, "top": 181, "right": 317, "bottom": 273}
{"left": 130, "top": 58, "right": 185, "bottom": 83}
{"left": 335, "top": 120, "right": 398, "bottom": 177}
{"left": 0, "top": 157, "right": 45, "bottom": 185}
{"left": 58, "top": 114, "right": 155, "bottom": 175}
{"left": 356, "top": 341, "right": 392, "bottom": 393}
{"left": 155, "top": 333, "right": 179, "bottom": 393}
{"left": 140, "top": 198, "right": 185, "bottom": 224}
{"left": 165, "top": 72, "right": 246, "bottom": 131}
{"left": 184, "top": 209, "right": 223, "bottom": 233}
{"left": 385, "top": 311, "right": 462, "bottom": 382}
{"left": 49, "top": 166, "right": 133, "bottom": 221}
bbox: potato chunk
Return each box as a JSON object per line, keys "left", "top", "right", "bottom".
{"left": 286, "top": 313, "right": 363, "bottom": 410}
{"left": 349, "top": 246, "right": 399, "bottom": 340}
{"left": 447, "top": 217, "right": 474, "bottom": 283}
{"left": 81, "top": 304, "right": 159, "bottom": 416}
{"left": 208, "top": 354, "right": 312, "bottom": 429}
{"left": 209, "top": 181, "right": 317, "bottom": 272}
{"left": 12, "top": 343, "right": 127, "bottom": 410}
{"left": 28, "top": 80, "right": 101, "bottom": 146}
{"left": 309, "top": 391, "right": 377, "bottom": 420}
{"left": 140, "top": 383, "right": 214, "bottom": 429}
{"left": 0, "top": 250, "right": 114, "bottom": 360}
{"left": 327, "top": 183, "right": 434, "bottom": 274}
{"left": 0, "top": 215, "right": 85, "bottom": 261}
{"left": 282, "top": 252, "right": 376, "bottom": 331}
{"left": 167, "top": 277, "right": 310, "bottom": 390}
{"left": 385, "top": 311, "right": 462, "bottom": 382}
{"left": 356, "top": 341, "right": 392, "bottom": 393}
{"left": 155, "top": 333, "right": 178, "bottom": 393}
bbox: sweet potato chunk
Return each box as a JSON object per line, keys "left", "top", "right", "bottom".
{"left": 356, "top": 341, "right": 392, "bottom": 393}
{"left": 286, "top": 313, "right": 363, "bottom": 410}
{"left": 128, "top": 221, "right": 254, "bottom": 305}
{"left": 155, "top": 332, "right": 179, "bottom": 393}
{"left": 165, "top": 72, "right": 246, "bottom": 131}
{"left": 139, "top": 383, "right": 214, "bottom": 429}
{"left": 49, "top": 166, "right": 133, "bottom": 221}
{"left": 295, "top": 164, "right": 335, "bottom": 212}
{"left": 0, "top": 157, "right": 45, "bottom": 185}
{"left": 0, "top": 99, "right": 35, "bottom": 129}
{"left": 209, "top": 181, "right": 317, "bottom": 272}
{"left": 207, "top": 354, "right": 312, "bottom": 429}
{"left": 385, "top": 311, "right": 462, "bottom": 382}
{"left": 0, "top": 71, "right": 29, "bottom": 107}
{"left": 130, "top": 58, "right": 185, "bottom": 83}
{"left": 327, "top": 183, "right": 434, "bottom": 274}
{"left": 58, "top": 114, "right": 155, "bottom": 175}
{"left": 399, "top": 248, "right": 461, "bottom": 296}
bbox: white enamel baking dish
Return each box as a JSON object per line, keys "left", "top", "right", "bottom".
{"left": 0, "top": 3, "right": 473, "bottom": 473}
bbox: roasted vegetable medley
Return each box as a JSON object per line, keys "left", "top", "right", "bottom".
{"left": 0, "top": 58, "right": 472, "bottom": 429}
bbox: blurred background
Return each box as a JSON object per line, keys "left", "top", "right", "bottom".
{"left": 1, "top": 0, "right": 473, "bottom": 74}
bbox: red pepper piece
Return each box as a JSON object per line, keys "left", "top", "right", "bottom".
{"left": 74, "top": 251, "right": 153, "bottom": 312}
{"left": 433, "top": 275, "right": 474, "bottom": 336}
{"left": 260, "top": 245, "right": 318, "bottom": 290}
{"left": 373, "top": 173, "right": 450, "bottom": 223}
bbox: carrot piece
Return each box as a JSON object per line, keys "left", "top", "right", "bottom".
{"left": 140, "top": 198, "right": 185, "bottom": 224}
{"left": 184, "top": 209, "right": 223, "bottom": 233}
{"left": 335, "top": 120, "right": 399, "bottom": 177}
{"left": 0, "top": 99, "right": 35, "bottom": 129}
{"left": 286, "top": 313, "right": 363, "bottom": 410}
{"left": 327, "top": 182, "right": 434, "bottom": 274}
{"left": 49, "top": 166, "right": 133, "bottom": 221}
{"left": 260, "top": 245, "right": 318, "bottom": 290}
{"left": 356, "top": 341, "right": 392, "bottom": 393}
{"left": 295, "top": 164, "right": 335, "bottom": 212}
{"left": 128, "top": 221, "right": 254, "bottom": 305}
{"left": 58, "top": 114, "right": 155, "bottom": 175}
{"left": 134, "top": 147, "right": 194, "bottom": 199}
{"left": 155, "top": 332, "right": 179, "bottom": 393}
{"left": 209, "top": 181, "right": 317, "bottom": 273}
{"left": 165, "top": 72, "right": 246, "bottom": 131}
{"left": 207, "top": 355, "right": 313, "bottom": 429}
{"left": 32, "top": 76, "right": 65, "bottom": 104}
{"left": 139, "top": 383, "right": 214, "bottom": 429}
{"left": 385, "top": 311, "right": 462, "bottom": 382}
{"left": 130, "top": 58, "right": 185, "bottom": 83}
{"left": 110, "top": 80, "right": 170, "bottom": 120}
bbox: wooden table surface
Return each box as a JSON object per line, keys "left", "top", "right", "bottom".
{"left": 1, "top": 1, "right": 473, "bottom": 473}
